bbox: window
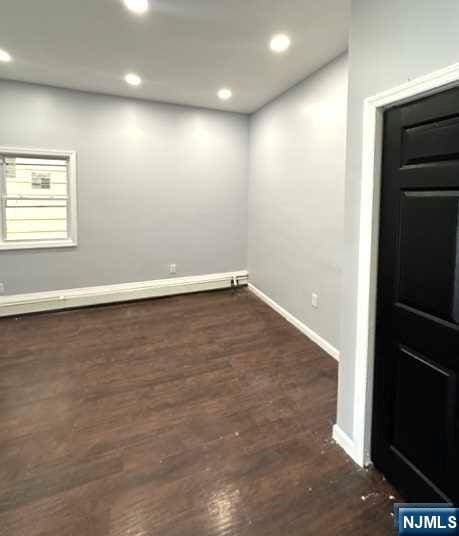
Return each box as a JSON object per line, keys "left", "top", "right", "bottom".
{"left": 0, "top": 148, "right": 77, "bottom": 250}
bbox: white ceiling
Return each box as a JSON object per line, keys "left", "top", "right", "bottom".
{"left": 0, "top": 0, "right": 350, "bottom": 114}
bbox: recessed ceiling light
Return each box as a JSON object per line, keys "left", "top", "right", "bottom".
{"left": 218, "top": 88, "right": 232, "bottom": 101}
{"left": 123, "top": 0, "right": 149, "bottom": 15}
{"left": 269, "top": 34, "right": 291, "bottom": 53}
{"left": 125, "top": 73, "right": 142, "bottom": 86}
{"left": 0, "top": 49, "right": 12, "bottom": 62}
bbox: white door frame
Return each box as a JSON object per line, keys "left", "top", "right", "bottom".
{"left": 351, "top": 62, "right": 459, "bottom": 467}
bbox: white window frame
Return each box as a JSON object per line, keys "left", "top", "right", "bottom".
{"left": 0, "top": 146, "right": 77, "bottom": 250}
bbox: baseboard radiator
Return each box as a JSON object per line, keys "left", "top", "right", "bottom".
{"left": 0, "top": 270, "right": 248, "bottom": 317}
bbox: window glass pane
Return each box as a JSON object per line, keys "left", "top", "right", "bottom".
{"left": 6, "top": 198, "right": 67, "bottom": 207}
{"left": 7, "top": 219, "right": 67, "bottom": 232}
{"left": 6, "top": 231, "right": 68, "bottom": 241}
{"left": 4, "top": 198, "right": 68, "bottom": 242}
{"left": 4, "top": 157, "right": 68, "bottom": 197}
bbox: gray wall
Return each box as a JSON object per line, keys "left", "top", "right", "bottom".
{"left": 338, "top": 0, "right": 459, "bottom": 437}
{"left": 248, "top": 54, "right": 348, "bottom": 349}
{"left": 0, "top": 81, "right": 249, "bottom": 295}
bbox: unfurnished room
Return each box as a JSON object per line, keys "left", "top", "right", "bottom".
{"left": 1, "top": 1, "right": 459, "bottom": 535}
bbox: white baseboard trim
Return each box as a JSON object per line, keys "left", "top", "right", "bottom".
{"left": 332, "top": 424, "right": 361, "bottom": 465}
{"left": 0, "top": 270, "right": 249, "bottom": 317}
{"left": 248, "top": 283, "right": 339, "bottom": 361}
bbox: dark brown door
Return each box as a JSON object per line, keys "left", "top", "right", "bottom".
{"left": 373, "top": 86, "right": 459, "bottom": 505}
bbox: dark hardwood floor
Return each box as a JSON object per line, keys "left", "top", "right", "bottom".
{"left": 0, "top": 288, "right": 398, "bottom": 535}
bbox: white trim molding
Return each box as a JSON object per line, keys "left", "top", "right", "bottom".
{"left": 248, "top": 283, "right": 339, "bottom": 361}
{"left": 351, "top": 62, "right": 459, "bottom": 468}
{"left": 0, "top": 146, "right": 78, "bottom": 251}
{"left": 332, "top": 424, "right": 358, "bottom": 463}
{"left": 0, "top": 270, "right": 248, "bottom": 317}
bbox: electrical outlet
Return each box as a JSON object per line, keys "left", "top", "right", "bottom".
{"left": 311, "top": 292, "right": 319, "bottom": 309}
{"left": 169, "top": 264, "right": 177, "bottom": 275}
{"left": 0, "top": 282, "right": 4, "bottom": 294}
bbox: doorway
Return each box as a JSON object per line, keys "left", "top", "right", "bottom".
{"left": 343, "top": 63, "right": 459, "bottom": 476}
{"left": 372, "top": 86, "right": 459, "bottom": 503}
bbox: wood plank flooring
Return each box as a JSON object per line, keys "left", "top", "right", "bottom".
{"left": 0, "top": 288, "right": 398, "bottom": 535}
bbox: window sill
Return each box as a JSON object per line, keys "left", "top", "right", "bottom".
{"left": 0, "top": 239, "right": 77, "bottom": 251}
